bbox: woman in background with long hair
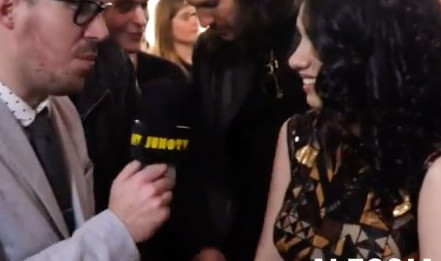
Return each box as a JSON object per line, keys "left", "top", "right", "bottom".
{"left": 150, "top": 0, "right": 199, "bottom": 76}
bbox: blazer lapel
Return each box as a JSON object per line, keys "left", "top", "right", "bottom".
{"left": 0, "top": 100, "right": 70, "bottom": 238}
{"left": 50, "top": 99, "right": 94, "bottom": 224}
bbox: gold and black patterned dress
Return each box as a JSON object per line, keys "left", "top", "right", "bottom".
{"left": 273, "top": 110, "right": 418, "bottom": 260}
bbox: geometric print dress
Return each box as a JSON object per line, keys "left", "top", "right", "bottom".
{"left": 273, "top": 111, "right": 418, "bottom": 260}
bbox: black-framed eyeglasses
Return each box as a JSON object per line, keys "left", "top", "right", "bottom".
{"left": 65, "top": 0, "right": 113, "bottom": 26}
{"left": 112, "top": 0, "right": 148, "bottom": 17}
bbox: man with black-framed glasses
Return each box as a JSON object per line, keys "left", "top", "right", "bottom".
{"left": 68, "top": 0, "right": 113, "bottom": 25}
{"left": 0, "top": 0, "right": 174, "bottom": 259}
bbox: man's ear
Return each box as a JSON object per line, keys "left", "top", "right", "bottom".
{"left": 0, "top": 0, "right": 15, "bottom": 29}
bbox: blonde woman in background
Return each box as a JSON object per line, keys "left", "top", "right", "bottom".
{"left": 150, "top": 0, "right": 200, "bottom": 76}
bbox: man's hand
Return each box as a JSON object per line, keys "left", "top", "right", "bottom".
{"left": 108, "top": 161, "right": 174, "bottom": 242}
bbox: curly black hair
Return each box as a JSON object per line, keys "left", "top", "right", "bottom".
{"left": 301, "top": 0, "right": 441, "bottom": 214}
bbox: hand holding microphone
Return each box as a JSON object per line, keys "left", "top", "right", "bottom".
{"left": 109, "top": 161, "right": 174, "bottom": 242}
{"left": 108, "top": 79, "right": 190, "bottom": 243}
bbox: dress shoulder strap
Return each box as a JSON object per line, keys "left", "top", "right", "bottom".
{"left": 286, "top": 110, "right": 319, "bottom": 168}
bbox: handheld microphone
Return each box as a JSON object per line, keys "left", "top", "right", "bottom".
{"left": 130, "top": 120, "right": 190, "bottom": 165}
{"left": 130, "top": 79, "right": 192, "bottom": 169}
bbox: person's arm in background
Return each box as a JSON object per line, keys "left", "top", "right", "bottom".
{"left": 418, "top": 157, "right": 441, "bottom": 261}
{"left": 254, "top": 121, "right": 290, "bottom": 261}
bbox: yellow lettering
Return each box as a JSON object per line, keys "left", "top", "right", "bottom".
{"left": 182, "top": 139, "right": 189, "bottom": 150}
{"left": 143, "top": 137, "right": 190, "bottom": 151}
{"left": 151, "top": 137, "right": 159, "bottom": 149}
{"left": 131, "top": 134, "right": 142, "bottom": 146}
{"left": 175, "top": 139, "right": 182, "bottom": 150}
{"left": 145, "top": 136, "right": 152, "bottom": 148}
{"left": 159, "top": 138, "right": 167, "bottom": 149}
{"left": 167, "top": 139, "right": 176, "bottom": 150}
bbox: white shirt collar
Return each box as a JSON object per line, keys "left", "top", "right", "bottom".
{"left": 0, "top": 80, "right": 50, "bottom": 127}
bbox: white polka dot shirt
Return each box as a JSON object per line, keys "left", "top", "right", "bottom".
{"left": 0, "top": 80, "right": 49, "bottom": 127}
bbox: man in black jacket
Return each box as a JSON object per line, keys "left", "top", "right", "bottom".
{"left": 71, "top": 39, "right": 186, "bottom": 212}
{"left": 185, "top": 0, "right": 308, "bottom": 260}
{"left": 71, "top": 1, "right": 189, "bottom": 260}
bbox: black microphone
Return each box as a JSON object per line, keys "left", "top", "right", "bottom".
{"left": 130, "top": 79, "right": 192, "bottom": 167}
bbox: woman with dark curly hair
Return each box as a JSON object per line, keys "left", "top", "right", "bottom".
{"left": 254, "top": 0, "right": 441, "bottom": 259}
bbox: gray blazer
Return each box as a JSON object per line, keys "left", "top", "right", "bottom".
{"left": 0, "top": 96, "right": 139, "bottom": 261}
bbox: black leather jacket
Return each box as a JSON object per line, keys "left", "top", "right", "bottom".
{"left": 71, "top": 40, "right": 139, "bottom": 212}
{"left": 186, "top": 17, "right": 308, "bottom": 261}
